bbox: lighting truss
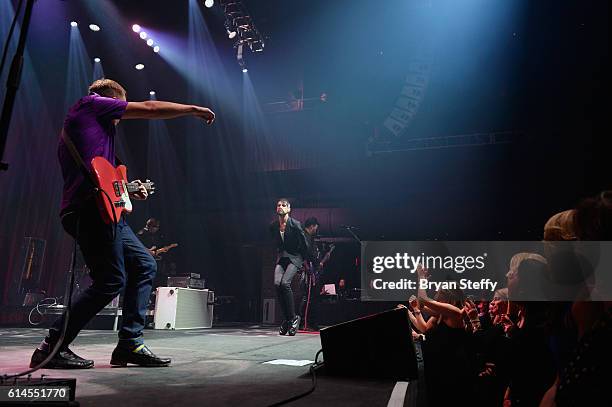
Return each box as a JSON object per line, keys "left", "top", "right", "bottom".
{"left": 218, "top": 0, "right": 265, "bottom": 67}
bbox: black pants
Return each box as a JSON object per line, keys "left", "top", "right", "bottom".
{"left": 274, "top": 258, "right": 300, "bottom": 321}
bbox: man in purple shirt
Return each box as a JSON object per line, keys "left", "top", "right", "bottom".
{"left": 30, "top": 79, "right": 215, "bottom": 369}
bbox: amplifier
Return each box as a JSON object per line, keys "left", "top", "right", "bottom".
{"left": 167, "top": 276, "right": 206, "bottom": 289}
{"left": 154, "top": 287, "right": 214, "bottom": 329}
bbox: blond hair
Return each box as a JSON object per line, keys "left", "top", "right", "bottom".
{"left": 543, "top": 209, "right": 577, "bottom": 241}
{"left": 507, "top": 252, "right": 547, "bottom": 279}
{"left": 88, "top": 79, "right": 126, "bottom": 99}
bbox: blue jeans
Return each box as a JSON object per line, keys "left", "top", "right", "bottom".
{"left": 48, "top": 200, "right": 157, "bottom": 347}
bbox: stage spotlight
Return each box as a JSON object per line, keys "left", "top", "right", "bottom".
{"left": 147, "top": 39, "right": 154, "bottom": 46}
{"left": 149, "top": 91, "right": 156, "bottom": 96}
{"left": 70, "top": 21, "right": 78, "bottom": 27}
{"left": 89, "top": 24, "right": 100, "bottom": 32}
{"left": 242, "top": 68, "right": 248, "bottom": 73}
{"left": 249, "top": 40, "right": 264, "bottom": 52}
{"left": 224, "top": 20, "right": 237, "bottom": 39}
{"left": 153, "top": 46, "right": 160, "bottom": 53}
{"left": 205, "top": 0, "right": 214, "bottom": 8}
{"left": 238, "top": 26, "right": 257, "bottom": 42}
{"left": 132, "top": 24, "right": 141, "bottom": 33}
{"left": 94, "top": 57, "right": 101, "bottom": 63}
{"left": 140, "top": 31, "right": 147, "bottom": 39}
{"left": 135, "top": 64, "right": 145, "bottom": 70}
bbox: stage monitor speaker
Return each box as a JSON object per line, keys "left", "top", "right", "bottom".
{"left": 320, "top": 307, "right": 418, "bottom": 380}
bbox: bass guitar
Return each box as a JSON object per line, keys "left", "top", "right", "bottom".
{"left": 306, "top": 244, "right": 335, "bottom": 285}
{"left": 151, "top": 243, "right": 179, "bottom": 260}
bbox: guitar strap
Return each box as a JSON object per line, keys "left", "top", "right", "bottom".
{"left": 61, "top": 129, "right": 121, "bottom": 228}
{"left": 60, "top": 129, "right": 99, "bottom": 189}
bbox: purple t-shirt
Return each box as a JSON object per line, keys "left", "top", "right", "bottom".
{"left": 58, "top": 93, "right": 128, "bottom": 214}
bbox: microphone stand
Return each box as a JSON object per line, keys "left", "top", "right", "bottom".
{"left": 342, "top": 226, "right": 362, "bottom": 243}
{"left": 340, "top": 225, "right": 363, "bottom": 301}
{"left": 0, "top": 0, "right": 36, "bottom": 171}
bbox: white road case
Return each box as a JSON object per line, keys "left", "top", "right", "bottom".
{"left": 154, "top": 287, "right": 214, "bottom": 329}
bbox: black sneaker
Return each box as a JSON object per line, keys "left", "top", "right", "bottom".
{"left": 288, "top": 315, "right": 301, "bottom": 336}
{"left": 110, "top": 344, "right": 171, "bottom": 367}
{"left": 30, "top": 347, "right": 94, "bottom": 369}
{"left": 279, "top": 320, "right": 289, "bottom": 336}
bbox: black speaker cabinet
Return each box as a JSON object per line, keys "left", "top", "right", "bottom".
{"left": 320, "top": 307, "right": 418, "bottom": 380}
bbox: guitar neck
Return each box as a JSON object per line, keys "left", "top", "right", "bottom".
{"left": 126, "top": 182, "right": 154, "bottom": 193}
{"left": 320, "top": 247, "right": 335, "bottom": 266}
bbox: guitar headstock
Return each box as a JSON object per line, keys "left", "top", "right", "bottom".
{"left": 143, "top": 179, "right": 155, "bottom": 194}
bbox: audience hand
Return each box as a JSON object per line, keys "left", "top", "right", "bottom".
{"left": 409, "top": 295, "right": 420, "bottom": 311}
{"left": 500, "top": 314, "right": 515, "bottom": 335}
{"left": 464, "top": 298, "right": 478, "bottom": 320}
{"left": 416, "top": 264, "right": 429, "bottom": 279}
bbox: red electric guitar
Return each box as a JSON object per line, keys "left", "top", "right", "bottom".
{"left": 91, "top": 157, "right": 155, "bottom": 224}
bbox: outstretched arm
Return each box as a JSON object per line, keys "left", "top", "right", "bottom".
{"left": 123, "top": 101, "right": 215, "bottom": 123}
{"left": 416, "top": 265, "right": 464, "bottom": 320}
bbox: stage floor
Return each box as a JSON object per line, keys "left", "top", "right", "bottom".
{"left": 0, "top": 327, "right": 409, "bottom": 406}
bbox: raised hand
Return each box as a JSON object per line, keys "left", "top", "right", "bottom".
{"left": 463, "top": 298, "right": 478, "bottom": 320}
{"left": 416, "top": 264, "right": 429, "bottom": 279}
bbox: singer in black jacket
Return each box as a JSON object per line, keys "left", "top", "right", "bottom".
{"left": 269, "top": 198, "right": 311, "bottom": 336}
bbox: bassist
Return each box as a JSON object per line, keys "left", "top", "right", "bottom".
{"left": 299, "top": 217, "right": 334, "bottom": 331}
